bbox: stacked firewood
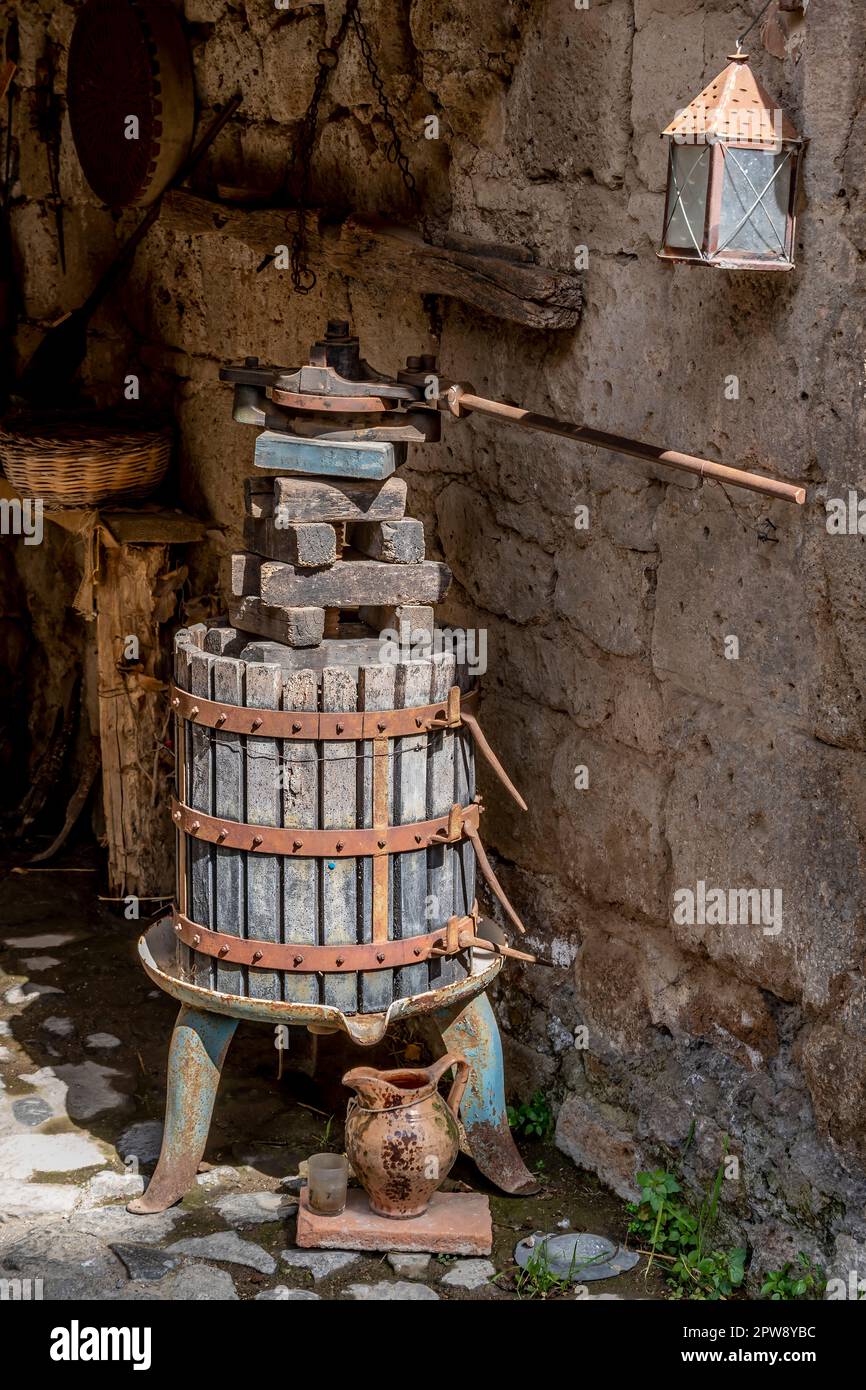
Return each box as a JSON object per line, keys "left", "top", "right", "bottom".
{"left": 230, "top": 473, "right": 451, "bottom": 648}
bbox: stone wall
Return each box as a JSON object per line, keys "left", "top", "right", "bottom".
{"left": 8, "top": 0, "right": 866, "bottom": 1277}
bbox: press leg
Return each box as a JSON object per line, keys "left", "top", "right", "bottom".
{"left": 434, "top": 989, "right": 540, "bottom": 1195}
{"left": 127, "top": 1005, "right": 238, "bottom": 1214}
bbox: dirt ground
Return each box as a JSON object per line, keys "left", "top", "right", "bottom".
{"left": 0, "top": 850, "right": 664, "bottom": 1302}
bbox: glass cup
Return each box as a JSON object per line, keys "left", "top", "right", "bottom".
{"left": 307, "top": 1152, "right": 349, "bottom": 1216}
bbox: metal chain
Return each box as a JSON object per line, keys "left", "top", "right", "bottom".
{"left": 349, "top": 2, "right": 417, "bottom": 202}
{"left": 283, "top": 0, "right": 417, "bottom": 293}
{"left": 737, "top": 0, "right": 777, "bottom": 51}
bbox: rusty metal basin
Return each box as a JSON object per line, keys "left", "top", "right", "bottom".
{"left": 138, "top": 913, "right": 502, "bottom": 1046}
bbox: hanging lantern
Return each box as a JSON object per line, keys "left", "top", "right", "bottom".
{"left": 658, "top": 51, "right": 803, "bottom": 271}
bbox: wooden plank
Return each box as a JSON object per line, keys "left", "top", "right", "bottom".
{"left": 273, "top": 475, "right": 407, "bottom": 524}
{"left": 101, "top": 510, "right": 208, "bottom": 545}
{"left": 244, "top": 517, "right": 337, "bottom": 567}
{"left": 395, "top": 659, "right": 432, "bottom": 999}
{"left": 231, "top": 552, "right": 262, "bottom": 596}
{"left": 350, "top": 519, "right": 425, "bottom": 564}
{"left": 258, "top": 559, "right": 451, "bottom": 609}
{"left": 320, "top": 667, "right": 358, "bottom": 1013}
{"left": 187, "top": 647, "right": 215, "bottom": 990}
{"left": 203, "top": 624, "right": 245, "bottom": 656}
{"left": 358, "top": 662, "right": 396, "bottom": 1014}
{"left": 358, "top": 605, "right": 434, "bottom": 641}
{"left": 174, "top": 638, "right": 194, "bottom": 981}
{"left": 212, "top": 655, "right": 245, "bottom": 996}
{"left": 281, "top": 668, "right": 320, "bottom": 1005}
{"left": 255, "top": 432, "right": 397, "bottom": 480}
{"left": 229, "top": 595, "right": 324, "bottom": 648}
{"left": 427, "top": 651, "right": 458, "bottom": 989}
{"left": 245, "top": 662, "right": 282, "bottom": 1002}
{"left": 161, "top": 191, "right": 584, "bottom": 331}
{"left": 94, "top": 543, "right": 175, "bottom": 898}
{"left": 245, "top": 477, "right": 275, "bottom": 519}
{"left": 240, "top": 635, "right": 385, "bottom": 672}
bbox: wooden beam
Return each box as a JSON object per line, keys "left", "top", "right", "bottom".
{"left": 161, "top": 190, "right": 583, "bottom": 331}
{"left": 95, "top": 543, "right": 175, "bottom": 899}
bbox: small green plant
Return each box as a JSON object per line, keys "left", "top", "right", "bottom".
{"left": 627, "top": 1153, "right": 747, "bottom": 1301}
{"left": 318, "top": 1114, "right": 336, "bottom": 1149}
{"left": 507, "top": 1090, "right": 553, "bottom": 1140}
{"left": 760, "top": 1253, "right": 826, "bottom": 1301}
{"left": 513, "top": 1242, "right": 572, "bottom": 1300}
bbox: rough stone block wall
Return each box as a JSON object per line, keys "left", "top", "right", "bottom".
{"left": 8, "top": 0, "right": 866, "bottom": 1277}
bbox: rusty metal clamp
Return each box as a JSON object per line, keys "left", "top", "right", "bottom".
{"left": 463, "top": 797, "right": 526, "bottom": 935}
{"left": 425, "top": 687, "right": 526, "bottom": 812}
{"left": 430, "top": 908, "right": 536, "bottom": 964}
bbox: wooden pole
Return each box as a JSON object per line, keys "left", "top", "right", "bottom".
{"left": 447, "top": 387, "right": 806, "bottom": 506}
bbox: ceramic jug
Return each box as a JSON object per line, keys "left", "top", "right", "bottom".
{"left": 342, "top": 1053, "right": 470, "bottom": 1218}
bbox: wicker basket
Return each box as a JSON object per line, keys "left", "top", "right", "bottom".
{"left": 0, "top": 418, "right": 172, "bottom": 509}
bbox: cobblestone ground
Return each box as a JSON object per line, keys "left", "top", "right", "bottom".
{"left": 0, "top": 855, "right": 660, "bottom": 1302}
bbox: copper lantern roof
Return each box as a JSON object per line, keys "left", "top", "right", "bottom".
{"left": 662, "top": 53, "right": 801, "bottom": 146}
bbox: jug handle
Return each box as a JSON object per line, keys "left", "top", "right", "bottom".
{"left": 428, "top": 1052, "right": 470, "bottom": 1118}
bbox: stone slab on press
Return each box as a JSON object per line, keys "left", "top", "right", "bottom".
{"left": 244, "top": 517, "right": 337, "bottom": 567}
{"left": 272, "top": 475, "right": 407, "bottom": 524}
{"left": 351, "top": 519, "right": 425, "bottom": 564}
{"left": 295, "top": 1188, "right": 492, "bottom": 1256}
{"left": 228, "top": 596, "right": 325, "bottom": 648}
{"left": 254, "top": 432, "right": 398, "bottom": 480}
{"left": 256, "top": 559, "right": 452, "bottom": 609}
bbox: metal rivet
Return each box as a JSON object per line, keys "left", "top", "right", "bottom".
{"left": 378, "top": 838, "right": 386, "bottom": 849}
{"left": 171, "top": 697, "right": 180, "bottom": 708}
{"left": 336, "top": 723, "right": 344, "bottom": 734}
{"left": 292, "top": 721, "right": 302, "bottom": 733}
{"left": 190, "top": 705, "right": 199, "bottom": 718}
{"left": 376, "top": 952, "right": 385, "bottom": 964}
{"left": 293, "top": 839, "right": 303, "bottom": 851}
{"left": 251, "top": 717, "right": 263, "bottom": 730}
{"left": 335, "top": 956, "right": 344, "bottom": 966}
{"left": 415, "top": 716, "right": 423, "bottom": 727}
{"left": 413, "top": 947, "right": 422, "bottom": 957}
{"left": 252, "top": 834, "right": 263, "bottom": 847}
{"left": 218, "top": 944, "right": 229, "bottom": 957}
{"left": 252, "top": 950, "right": 263, "bottom": 963}
{"left": 216, "top": 712, "right": 227, "bottom": 726}
{"left": 191, "top": 820, "right": 200, "bottom": 832}
{"left": 293, "top": 954, "right": 304, "bottom": 966}
{"left": 174, "top": 922, "right": 182, "bottom": 933}
{"left": 377, "top": 720, "right": 386, "bottom": 733}
{"left": 335, "top": 841, "right": 344, "bottom": 851}
{"left": 173, "top": 810, "right": 181, "bottom": 822}
{"left": 414, "top": 834, "right": 422, "bottom": 844}
{"left": 192, "top": 934, "right": 201, "bottom": 945}
{"left": 217, "top": 828, "right": 228, "bottom": 843}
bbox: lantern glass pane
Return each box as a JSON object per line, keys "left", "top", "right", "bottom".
{"left": 717, "top": 146, "right": 791, "bottom": 257}
{"left": 665, "top": 143, "right": 710, "bottom": 251}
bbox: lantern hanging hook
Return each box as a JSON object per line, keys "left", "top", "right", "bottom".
{"left": 736, "top": 0, "right": 777, "bottom": 54}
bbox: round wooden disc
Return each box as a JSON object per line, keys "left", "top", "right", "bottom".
{"left": 67, "top": 0, "right": 194, "bottom": 208}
